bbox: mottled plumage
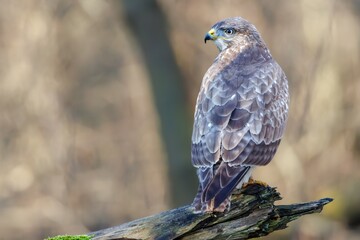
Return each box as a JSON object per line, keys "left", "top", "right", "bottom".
{"left": 192, "top": 17, "right": 289, "bottom": 212}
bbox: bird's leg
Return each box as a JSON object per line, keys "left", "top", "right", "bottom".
{"left": 202, "top": 199, "right": 215, "bottom": 212}
{"left": 213, "top": 198, "right": 230, "bottom": 212}
{"left": 242, "top": 177, "right": 268, "bottom": 188}
{"left": 201, "top": 198, "right": 230, "bottom": 213}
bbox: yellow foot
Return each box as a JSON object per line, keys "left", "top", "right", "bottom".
{"left": 242, "top": 177, "right": 268, "bottom": 188}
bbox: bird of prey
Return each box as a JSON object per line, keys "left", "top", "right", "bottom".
{"left": 191, "top": 17, "right": 289, "bottom": 212}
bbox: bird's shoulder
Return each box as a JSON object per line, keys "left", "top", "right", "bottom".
{"left": 202, "top": 44, "right": 275, "bottom": 89}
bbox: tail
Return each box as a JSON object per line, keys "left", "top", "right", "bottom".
{"left": 202, "top": 164, "right": 251, "bottom": 210}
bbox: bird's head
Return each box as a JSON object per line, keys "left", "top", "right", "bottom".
{"left": 204, "top": 17, "right": 263, "bottom": 52}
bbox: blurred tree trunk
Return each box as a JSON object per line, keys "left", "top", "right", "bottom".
{"left": 120, "top": 0, "right": 197, "bottom": 207}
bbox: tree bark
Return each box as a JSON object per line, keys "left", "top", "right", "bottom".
{"left": 89, "top": 184, "right": 332, "bottom": 240}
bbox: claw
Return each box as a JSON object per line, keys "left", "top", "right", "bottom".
{"left": 200, "top": 198, "right": 230, "bottom": 213}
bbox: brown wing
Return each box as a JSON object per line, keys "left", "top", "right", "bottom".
{"left": 191, "top": 54, "right": 289, "bottom": 208}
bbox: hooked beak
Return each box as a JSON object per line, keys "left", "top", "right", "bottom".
{"left": 204, "top": 28, "right": 217, "bottom": 43}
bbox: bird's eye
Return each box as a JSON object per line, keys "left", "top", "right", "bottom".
{"left": 224, "top": 28, "right": 235, "bottom": 35}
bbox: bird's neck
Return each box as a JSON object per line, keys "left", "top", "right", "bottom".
{"left": 219, "top": 42, "right": 272, "bottom": 66}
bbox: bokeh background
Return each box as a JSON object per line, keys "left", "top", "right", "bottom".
{"left": 0, "top": 0, "right": 359, "bottom": 239}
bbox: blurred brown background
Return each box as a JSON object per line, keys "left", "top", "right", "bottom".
{"left": 0, "top": 0, "right": 359, "bottom": 239}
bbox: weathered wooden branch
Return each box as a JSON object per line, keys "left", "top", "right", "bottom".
{"left": 88, "top": 184, "right": 332, "bottom": 240}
